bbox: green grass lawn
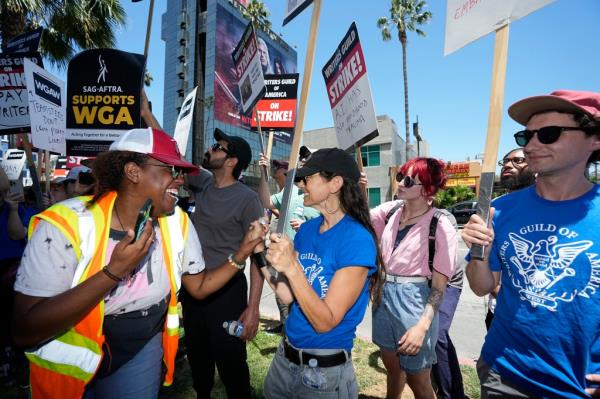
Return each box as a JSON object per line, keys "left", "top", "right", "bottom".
{"left": 1, "top": 320, "right": 480, "bottom": 399}
{"left": 161, "top": 320, "right": 481, "bottom": 399}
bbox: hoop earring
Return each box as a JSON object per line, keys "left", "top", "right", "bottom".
{"left": 323, "top": 194, "right": 340, "bottom": 214}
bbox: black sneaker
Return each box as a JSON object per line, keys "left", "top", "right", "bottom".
{"left": 264, "top": 324, "right": 284, "bottom": 334}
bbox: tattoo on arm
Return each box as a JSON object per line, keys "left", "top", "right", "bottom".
{"left": 427, "top": 287, "right": 444, "bottom": 313}
{"left": 422, "top": 287, "right": 445, "bottom": 323}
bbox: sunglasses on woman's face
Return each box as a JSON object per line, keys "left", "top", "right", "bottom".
{"left": 395, "top": 173, "right": 422, "bottom": 188}
{"left": 513, "top": 126, "right": 584, "bottom": 147}
{"left": 146, "top": 163, "right": 184, "bottom": 179}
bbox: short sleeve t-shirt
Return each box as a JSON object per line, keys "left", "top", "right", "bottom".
{"left": 482, "top": 185, "right": 600, "bottom": 398}
{"left": 187, "top": 170, "right": 263, "bottom": 269}
{"left": 0, "top": 203, "right": 38, "bottom": 262}
{"left": 270, "top": 185, "right": 320, "bottom": 238}
{"left": 285, "top": 215, "right": 377, "bottom": 351}
{"left": 15, "top": 219, "right": 205, "bottom": 315}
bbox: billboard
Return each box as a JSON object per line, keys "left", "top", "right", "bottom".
{"left": 213, "top": 2, "right": 297, "bottom": 132}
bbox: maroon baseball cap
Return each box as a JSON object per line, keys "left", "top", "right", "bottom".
{"left": 508, "top": 90, "right": 600, "bottom": 126}
{"left": 272, "top": 159, "right": 289, "bottom": 170}
{"left": 109, "top": 127, "right": 199, "bottom": 174}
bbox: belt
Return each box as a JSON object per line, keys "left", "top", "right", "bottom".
{"left": 283, "top": 340, "right": 348, "bottom": 368}
{"left": 385, "top": 274, "right": 428, "bottom": 284}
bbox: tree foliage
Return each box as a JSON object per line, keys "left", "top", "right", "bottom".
{"left": 0, "top": 0, "right": 126, "bottom": 69}
{"left": 239, "top": 0, "right": 272, "bottom": 33}
{"left": 377, "top": 0, "right": 432, "bottom": 162}
{"left": 434, "top": 185, "right": 476, "bottom": 209}
{"left": 377, "top": 0, "right": 432, "bottom": 44}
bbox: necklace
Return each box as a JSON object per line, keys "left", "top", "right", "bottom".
{"left": 114, "top": 204, "right": 126, "bottom": 231}
{"left": 401, "top": 207, "right": 431, "bottom": 224}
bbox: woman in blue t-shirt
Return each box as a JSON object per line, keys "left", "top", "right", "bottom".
{"left": 263, "top": 148, "right": 382, "bottom": 398}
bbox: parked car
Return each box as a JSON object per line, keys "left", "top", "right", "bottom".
{"left": 447, "top": 200, "right": 477, "bottom": 225}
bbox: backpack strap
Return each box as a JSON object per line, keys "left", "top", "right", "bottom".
{"left": 428, "top": 210, "right": 444, "bottom": 287}
{"left": 384, "top": 202, "right": 403, "bottom": 226}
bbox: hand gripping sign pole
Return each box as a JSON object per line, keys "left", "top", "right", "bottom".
{"left": 443, "top": 0, "right": 554, "bottom": 259}
{"left": 470, "top": 25, "right": 509, "bottom": 260}
{"left": 254, "top": 108, "right": 269, "bottom": 181}
{"left": 266, "top": 0, "right": 322, "bottom": 282}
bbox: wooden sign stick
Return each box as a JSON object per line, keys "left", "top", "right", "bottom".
{"left": 254, "top": 108, "right": 269, "bottom": 181}
{"left": 266, "top": 131, "right": 274, "bottom": 161}
{"left": 355, "top": 147, "right": 368, "bottom": 201}
{"left": 276, "top": 0, "right": 323, "bottom": 237}
{"left": 471, "top": 24, "right": 509, "bottom": 260}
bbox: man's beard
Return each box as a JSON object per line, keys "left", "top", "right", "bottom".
{"left": 501, "top": 170, "right": 535, "bottom": 191}
{"left": 201, "top": 152, "right": 226, "bottom": 170}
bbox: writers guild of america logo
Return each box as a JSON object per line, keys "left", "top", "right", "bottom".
{"left": 501, "top": 228, "right": 600, "bottom": 311}
{"left": 97, "top": 55, "right": 108, "bottom": 84}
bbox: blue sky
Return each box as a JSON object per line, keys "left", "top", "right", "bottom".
{"left": 90, "top": 0, "right": 600, "bottom": 163}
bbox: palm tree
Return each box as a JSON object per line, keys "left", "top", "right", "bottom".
{"left": 377, "top": 0, "right": 432, "bottom": 161}
{"left": 0, "top": 0, "right": 126, "bottom": 69}
{"left": 239, "top": 0, "right": 272, "bottom": 33}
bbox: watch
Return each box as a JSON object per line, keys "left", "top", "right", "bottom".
{"left": 228, "top": 253, "right": 246, "bottom": 270}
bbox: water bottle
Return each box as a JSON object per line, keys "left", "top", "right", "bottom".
{"left": 222, "top": 320, "right": 244, "bottom": 337}
{"left": 301, "top": 358, "right": 327, "bottom": 389}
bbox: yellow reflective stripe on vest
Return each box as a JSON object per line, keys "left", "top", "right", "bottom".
{"left": 26, "top": 339, "right": 101, "bottom": 381}
{"left": 160, "top": 208, "right": 186, "bottom": 292}
{"left": 166, "top": 306, "right": 179, "bottom": 336}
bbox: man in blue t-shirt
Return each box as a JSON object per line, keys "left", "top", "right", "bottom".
{"left": 463, "top": 90, "right": 600, "bottom": 398}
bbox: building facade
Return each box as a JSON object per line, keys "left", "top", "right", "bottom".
{"left": 161, "top": 0, "right": 297, "bottom": 189}
{"left": 303, "top": 115, "right": 419, "bottom": 207}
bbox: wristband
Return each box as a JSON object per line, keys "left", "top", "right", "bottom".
{"left": 251, "top": 252, "right": 268, "bottom": 269}
{"left": 228, "top": 253, "right": 246, "bottom": 270}
{"left": 102, "top": 266, "right": 124, "bottom": 282}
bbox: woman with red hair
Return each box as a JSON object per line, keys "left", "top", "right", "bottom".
{"left": 370, "top": 157, "right": 457, "bottom": 399}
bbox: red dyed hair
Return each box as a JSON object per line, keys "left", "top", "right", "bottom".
{"left": 399, "top": 157, "right": 447, "bottom": 197}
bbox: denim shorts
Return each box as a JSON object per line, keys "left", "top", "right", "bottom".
{"left": 372, "top": 280, "right": 439, "bottom": 374}
{"left": 264, "top": 340, "right": 358, "bottom": 399}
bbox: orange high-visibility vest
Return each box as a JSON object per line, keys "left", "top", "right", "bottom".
{"left": 25, "top": 191, "right": 188, "bottom": 398}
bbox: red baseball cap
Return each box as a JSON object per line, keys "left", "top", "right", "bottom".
{"left": 109, "top": 127, "right": 199, "bottom": 174}
{"left": 508, "top": 90, "right": 600, "bottom": 126}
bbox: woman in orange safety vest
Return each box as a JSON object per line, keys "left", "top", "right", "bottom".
{"left": 12, "top": 127, "right": 267, "bottom": 399}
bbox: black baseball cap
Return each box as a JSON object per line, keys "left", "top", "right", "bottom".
{"left": 294, "top": 148, "right": 360, "bottom": 183}
{"left": 214, "top": 128, "right": 252, "bottom": 171}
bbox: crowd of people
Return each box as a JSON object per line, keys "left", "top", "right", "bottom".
{"left": 1, "top": 89, "right": 599, "bottom": 399}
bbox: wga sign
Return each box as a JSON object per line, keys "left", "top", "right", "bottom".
{"left": 33, "top": 72, "right": 61, "bottom": 106}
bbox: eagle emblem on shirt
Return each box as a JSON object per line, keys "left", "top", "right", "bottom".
{"left": 506, "top": 232, "right": 597, "bottom": 310}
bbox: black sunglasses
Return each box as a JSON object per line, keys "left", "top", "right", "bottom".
{"left": 395, "top": 172, "right": 422, "bottom": 188}
{"left": 513, "top": 126, "right": 586, "bottom": 147}
{"left": 146, "top": 163, "right": 184, "bottom": 179}
{"left": 497, "top": 157, "right": 526, "bottom": 167}
{"left": 211, "top": 142, "right": 231, "bottom": 155}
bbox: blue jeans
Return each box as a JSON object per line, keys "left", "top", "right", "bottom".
{"left": 83, "top": 333, "right": 163, "bottom": 399}
{"left": 431, "top": 286, "right": 466, "bottom": 399}
{"left": 372, "top": 281, "right": 439, "bottom": 374}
